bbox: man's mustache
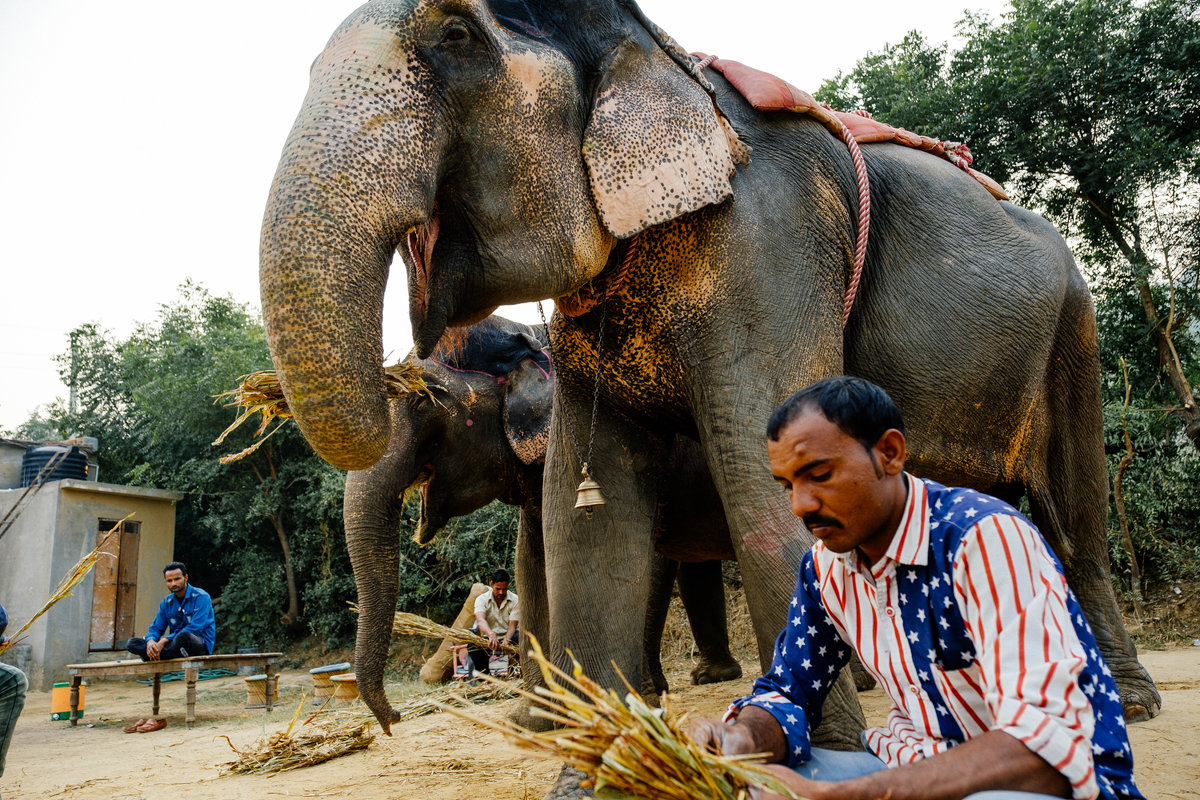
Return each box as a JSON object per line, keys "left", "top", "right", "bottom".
{"left": 803, "top": 514, "right": 843, "bottom": 530}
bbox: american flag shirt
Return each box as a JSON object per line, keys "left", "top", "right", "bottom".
{"left": 725, "top": 475, "right": 1142, "bottom": 800}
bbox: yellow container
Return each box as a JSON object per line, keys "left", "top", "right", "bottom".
{"left": 50, "top": 682, "right": 85, "bottom": 721}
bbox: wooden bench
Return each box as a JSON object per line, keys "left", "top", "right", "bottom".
{"left": 66, "top": 652, "right": 283, "bottom": 729}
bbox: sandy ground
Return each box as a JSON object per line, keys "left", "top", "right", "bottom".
{"left": 1, "top": 647, "right": 1197, "bottom": 800}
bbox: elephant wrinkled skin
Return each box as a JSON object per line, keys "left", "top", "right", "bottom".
{"left": 344, "top": 315, "right": 743, "bottom": 732}
{"left": 260, "top": 0, "right": 1159, "bottom": 742}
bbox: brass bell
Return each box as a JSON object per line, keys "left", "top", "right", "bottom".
{"left": 573, "top": 464, "right": 606, "bottom": 519}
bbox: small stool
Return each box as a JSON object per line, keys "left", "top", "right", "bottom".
{"left": 310, "top": 661, "right": 351, "bottom": 705}
{"left": 330, "top": 673, "right": 359, "bottom": 703}
{"left": 244, "top": 674, "right": 278, "bottom": 709}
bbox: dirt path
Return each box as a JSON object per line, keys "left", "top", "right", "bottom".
{"left": 2, "top": 647, "right": 1197, "bottom": 800}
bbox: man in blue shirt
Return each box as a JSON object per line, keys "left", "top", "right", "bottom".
{"left": 126, "top": 562, "right": 215, "bottom": 661}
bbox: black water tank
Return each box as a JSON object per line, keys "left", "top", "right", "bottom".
{"left": 21, "top": 445, "right": 88, "bottom": 487}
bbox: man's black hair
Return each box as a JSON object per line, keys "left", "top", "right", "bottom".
{"left": 163, "top": 561, "right": 188, "bottom": 576}
{"left": 490, "top": 568, "right": 511, "bottom": 584}
{"left": 767, "top": 376, "right": 905, "bottom": 451}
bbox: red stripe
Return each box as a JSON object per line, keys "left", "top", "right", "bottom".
{"left": 1053, "top": 735, "right": 1082, "bottom": 771}
{"left": 940, "top": 673, "right": 988, "bottom": 731}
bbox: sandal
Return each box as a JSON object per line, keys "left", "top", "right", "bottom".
{"left": 136, "top": 718, "right": 167, "bottom": 732}
{"left": 123, "top": 718, "right": 147, "bottom": 733}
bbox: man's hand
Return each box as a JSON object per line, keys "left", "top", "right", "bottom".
{"left": 687, "top": 706, "right": 788, "bottom": 761}
{"left": 146, "top": 638, "right": 164, "bottom": 660}
{"left": 486, "top": 631, "right": 500, "bottom": 650}
{"left": 749, "top": 765, "right": 832, "bottom": 800}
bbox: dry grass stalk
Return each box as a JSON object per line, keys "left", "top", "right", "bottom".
{"left": 219, "top": 698, "right": 376, "bottom": 775}
{"left": 384, "top": 608, "right": 520, "bottom": 658}
{"left": 439, "top": 636, "right": 807, "bottom": 800}
{"left": 0, "top": 515, "right": 132, "bottom": 657}
{"left": 212, "top": 364, "right": 436, "bottom": 463}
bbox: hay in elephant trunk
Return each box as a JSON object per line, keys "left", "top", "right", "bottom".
{"left": 439, "top": 636, "right": 808, "bottom": 800}
{"left": 213, "top": 363, "right": 435, "bottom": 463}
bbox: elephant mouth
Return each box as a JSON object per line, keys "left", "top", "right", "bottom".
{"left": 412, "top": 464, "right": 438, "bottom": 546}
{"left": 406, "top": 212, "right": 440, "bottom": 315}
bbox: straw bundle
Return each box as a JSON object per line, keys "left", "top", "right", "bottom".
{"left": 0, "top": 515, "right": 130, "bottom": 657}
{"left": 384, "top": 680, "right": 517, "bottom": 723}
{"left": 383, "top": 608, "right": 521, "bottom": 658}
{"left": 440, "top": 636, "right": 807, "bottom": 800}
{"left": 219, "top": 700, "right": 375, "bottom": 775}
{"left": 213, "top": 363, "right": 435, "bottom": 463}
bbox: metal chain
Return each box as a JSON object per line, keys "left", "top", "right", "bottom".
{"left": 538, "top": 299, "right": 607, "bottom": 474}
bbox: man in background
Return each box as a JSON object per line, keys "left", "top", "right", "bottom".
{"left": 468, "top": 568, "right": 519, "bottom": 676}
{"left": 126, "top": 561, "right": 215, "bottom": 661}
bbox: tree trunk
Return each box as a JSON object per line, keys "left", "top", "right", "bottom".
{"left": 1085, "top": 191, "right": 1200, "bottom": 451}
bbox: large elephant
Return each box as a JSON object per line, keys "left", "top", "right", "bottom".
{"left": 259, "top": 0, "right": 1159, "bottom": 734}
{"left": 344, "top": 314, "right": 743, "bottom": 730}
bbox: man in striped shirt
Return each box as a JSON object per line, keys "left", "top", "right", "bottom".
{"left": 689, "top": 377, "right": 1142, "bottom": 800}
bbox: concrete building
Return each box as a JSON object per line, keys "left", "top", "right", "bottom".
{"left": 0, "top": 438, "right": 182, "bottom": 690}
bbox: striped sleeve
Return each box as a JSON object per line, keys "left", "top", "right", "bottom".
{"left": 724, "top": 552, "right": 850, "bottom": 767}
{"left": 954, "top": 513, "right": 1099, "bottom": 800}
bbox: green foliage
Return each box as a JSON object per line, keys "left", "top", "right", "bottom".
{"left": 831, "top": 0, "right": 1200, "bottom": 590}
{"left": 37, "top": 282, "right": 358, "bottom": 649}
{"left": 395, "top": 498, "right": 519, "bottom": 623}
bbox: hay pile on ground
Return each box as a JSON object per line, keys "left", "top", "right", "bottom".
{"left": 220, "top": 702, "right": 375, "bottom": 776}
{"left": 441, "top": 637, "right": 806, "bottom": 800}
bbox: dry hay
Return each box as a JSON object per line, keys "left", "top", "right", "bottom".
{"left": 440, "top": 636, "right": 807, "bottom": 800}
{"left": 213, "top": 364, "right": 435, "bottom": 463}
{"left": 219, "top": 700, "right": 375, "bottom": 776}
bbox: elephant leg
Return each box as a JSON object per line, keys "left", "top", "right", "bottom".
{"left": 541, "top": 397, "right": 666, "bottom": 703}
{"left": 694, "top": 401, "right": 867, "bottom": 751}
{"left": 510, "top": 505, "right": 551, "bottom": 730}
{"left": 676, "top": 560, "right": 742, "bottom": 686}
{"left": 642, "top": 555, "right": 679, "bottom": 698}
{"left": 1035, "top": 296, "right": 1160, "bottom": 722}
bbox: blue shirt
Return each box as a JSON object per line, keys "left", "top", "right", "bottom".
{"left": 147, "top": 584, "right": 215, "bottom": 654}
{"left": 728, "top": 477, "right": 1141, "bottom": 800}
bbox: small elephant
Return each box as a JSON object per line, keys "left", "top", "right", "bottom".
{"left": 344, "top": 315, "right": 743, "bottom": 731}
{"left": 261, "top": 0, "right": 1159, "bottom": 742}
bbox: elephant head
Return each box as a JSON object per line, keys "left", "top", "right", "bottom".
{"left": 343, "top": 315, "right": 551, "bottom": 732}
{"left": 260, "top": 0, "right": 742, "bottom": 469}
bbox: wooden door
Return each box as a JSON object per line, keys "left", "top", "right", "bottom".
{"left": 89, "top": 519, "right": 140, "bottom": 650}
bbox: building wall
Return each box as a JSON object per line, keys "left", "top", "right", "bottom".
{"left": 0, "top": 480, "right": 180, "bottom": 690}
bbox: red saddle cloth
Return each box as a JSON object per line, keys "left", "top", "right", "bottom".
{"left": 693, "top": 53, "right": 1009, "bottom": 201}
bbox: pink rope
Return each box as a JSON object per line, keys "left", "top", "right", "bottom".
{"left": 826, "top": 116, "right": 871, "bottom": 328}
{"left": 692, "top": 56, "right": 871, "bottom": 328}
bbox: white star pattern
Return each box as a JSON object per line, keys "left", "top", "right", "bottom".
{"left": 724, "top": 476, "right": 1141, "bottom": 796}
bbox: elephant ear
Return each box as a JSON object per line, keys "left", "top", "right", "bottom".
{"left": 583, "top": 36, "right": 738, "bottom": 239}
{"left": 503, "top": 358, "right": 553, "bottom": 465}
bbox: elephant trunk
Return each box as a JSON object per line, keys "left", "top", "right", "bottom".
{"left": 260, "top": 190, "right": 393, "bottom": 470}
{"left": 258, "top": 11, "right": 442, "bottom": 470}
{"left": 344, "top": 469, "right": 406, "bottom": 733}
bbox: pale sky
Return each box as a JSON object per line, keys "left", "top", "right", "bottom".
{"left": 0, "top": 0, "right": 1010, "bottom": 432}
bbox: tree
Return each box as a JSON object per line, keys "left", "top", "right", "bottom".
{"left": 39, "top": 283, "right": 352, "bottom": 647}
{"left": 814, "top": 0, "right": 1200, "bottom": 591}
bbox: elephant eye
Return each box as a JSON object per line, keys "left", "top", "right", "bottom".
{"left": 438, "top": 20, "right": 471, "bottom": 47}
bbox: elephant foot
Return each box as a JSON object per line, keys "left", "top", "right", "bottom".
{"left": 642, "top": 665, "right": 669, "bottom": 698}
{"left": 690, "top": 657, "right": 742, "bottom": 685}
{"left": 1114, "top": 662, "right": 1161, "bottom": 722}
{"left": 508, "top": 697, "right": 556, "bottom": 732}
{"left": 541, "top": 765, "right": 594, "bottom": 800}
